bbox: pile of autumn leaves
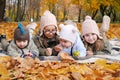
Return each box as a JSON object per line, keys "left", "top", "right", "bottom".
{"left": 0, "top": 56, "right": 120, "bottom": 80}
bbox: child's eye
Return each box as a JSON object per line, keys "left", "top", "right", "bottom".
{"left": 17, "top": 40, "right": 21, "bottom": 42}
{"left": 85, "top": 34, "right": 89, "bottom": 37}
{"left": 64, "top": 41, "right": 67, "bottom": 43}
{"left": 92, "top": 33, "right": 96, "bottom": 35}
{"left": 44, "top": 29, "right": 56, "bottom": 33}
{"left": 23, "top": 40, "right": 27, "bottom": 42}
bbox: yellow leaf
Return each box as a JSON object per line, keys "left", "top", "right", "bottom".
{"left": 0, "top": 64, "right": 10, "bottom": 79}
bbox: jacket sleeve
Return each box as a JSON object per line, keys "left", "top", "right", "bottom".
{"left": 33, "top": 36, "right": 47, "bottom": 56}
{"left": 29, "top": 39, "right": 39, "bottom": 57}
{"left": 96, "top": 31, "right": 112, "bottom": 54}
{"left": 95, "top": 38, "right": 112, "bottom": 55}
{"left": 73, "top": 35, "right": 86, "bottom": 57}
{"left": 7, "top": 41, "right": 22, "bottom": 57}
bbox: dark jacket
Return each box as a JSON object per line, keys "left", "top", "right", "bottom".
{"left": 33, "top": 31, "right": 59, "bottom": 56}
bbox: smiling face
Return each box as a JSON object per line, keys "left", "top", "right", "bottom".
{"left": 83, "top": 33, "right": 98, "bottom": 44}
{"left": 16, "top": 40, "right": 28, "bottom": 49}
{"left": 43, "top": 25, "right": 57, "bottom": 39}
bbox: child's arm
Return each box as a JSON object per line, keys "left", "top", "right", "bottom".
{"left": 28, "top": 39, "right": 39, "bottom": 57}
{"left": 73, "top": 35, "right": 87, "bottom": 57}
{"left": 86, "top": 51, "right": 93, "bottom": 55}
{"left": 54, "top": 44, "right": 63, "bottom": 52}
{"left": 95, "top": 39, "right": 112, "bottom": 55}
{"left": 7, "top": 41, "right": 22, "bottom": 57}
{"left": 33, "top": 35, "right": 47, "bottom": 56}
{"left": 51, "top": 44, "right": 63, "bottom": 56}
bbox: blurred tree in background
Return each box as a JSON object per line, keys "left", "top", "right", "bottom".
{"left": 0, "top": 0, "right": 120, "bottom": 22}
{"left": 0, "top": 0, "right": 6, "bottom": 21}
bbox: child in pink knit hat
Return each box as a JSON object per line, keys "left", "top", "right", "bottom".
{"left": 33, "top": 10, "right": 60, "bottom": 56}
{"left": 81, "top": 15, "right": 111, "bottom": 55}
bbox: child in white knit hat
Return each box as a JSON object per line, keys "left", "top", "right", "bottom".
{"left": 55, "top": 24, "right": 86, "bottom": 59}
{"left": 33, "top": 10, "right": 60, "bottom": 56}
{"left": 81, "top": 15, "right": 111, "bottom": 55}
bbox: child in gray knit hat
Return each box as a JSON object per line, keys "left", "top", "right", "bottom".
{"left": 7, "top": 23, "right": 39, "bottom": 58}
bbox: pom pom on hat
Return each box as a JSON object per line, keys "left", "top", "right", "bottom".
{"left": 18, "top": 22, "right": 26, "bottom": 35}
{"left": 85, "top": 16, "right": 91, "bottom": 20}
{"left": 14, "top": 22, "right": 29, "bottom": 41}
{"left": 59, "top": 24, "right": 64, "bottom": 29}
{"left": 59, "top": 24, "right": 77, "bottom": 44}
{"left": 43, "top": 10, "right": 51, "bottom": 15}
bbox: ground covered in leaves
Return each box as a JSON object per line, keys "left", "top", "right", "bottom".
{"left": 0, "top": 56, "right": 120, "bottom": 80}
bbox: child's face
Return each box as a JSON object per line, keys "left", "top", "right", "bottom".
{"left": 84, "top": 33, "right": 98, "bottom": 44}
{"left": 43, "top": 25, "right": 57, "bottom": 39}
{"left": 16, "top": 40, "right": 28, "bottom": 49}
{"left": 59, "top": 39, "right": 73, "bottom": 48}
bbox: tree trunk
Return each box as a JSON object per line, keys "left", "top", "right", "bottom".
{"left": 92, "top": 9, "right": 98, "bottom": 19}
{"left": 100, "top": 4, "right": 107, "bottom": 17}
{"left": 20, "top": 0, "right": 27, "bottom": 21}
{"left": 15, "top": 0, "right": 21, "bottom": 21}
{"left": 78, "top": 8, "right": 81, "bottom": 22}
{"left": 0, "top": 0, "right": 6, "bottom": 21}
{"left": 63, "top": 8, "right": 67, "bottom": 21}
{"left": 111, "top": 9, "right": 116, "bottom": 22}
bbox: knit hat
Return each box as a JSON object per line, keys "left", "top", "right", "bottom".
{"left": 59, "top": 24, "right": 77, "bottom": 44}
{"left": 82, "top": 16, "right": 102, "bottom": 39}
{"left": 14, "top": 23, "right": 29, "bottom": 41}
{"left": 40, "top": 10, "right": 59, "bottom": 36}
{"left": 101, "top": 15, "right": 110, "bottom": 32}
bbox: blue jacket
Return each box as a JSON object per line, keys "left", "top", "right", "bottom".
{"left": 61, "top": 34, "right": 86, "bottom": 57}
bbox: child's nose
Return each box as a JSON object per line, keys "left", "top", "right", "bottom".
{"left": 20, "top": 42, "right": 24, "bottom": 45}
{"left": 89, "top": 35, "right": 93, "bottom": 39}
{"left": 61, "top": 42, "right": 65, "bottom": 46}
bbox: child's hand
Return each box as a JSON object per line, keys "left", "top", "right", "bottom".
{"left": 54, "top": 44, "right": 63, "bottom": 52}
{"left": 46, "top": 48, "right": 52, "bottom": 56}
{"left": 24, "top": 52, "right": 33, "bottom": 57}
{"left": 86, "top": 51, "right": 93, "bottom": 55}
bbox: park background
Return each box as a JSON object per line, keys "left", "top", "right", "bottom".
{"left": 0, "top": 0, "right": 120, "bottom": 40}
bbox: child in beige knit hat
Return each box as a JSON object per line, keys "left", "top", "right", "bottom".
{"left": 81, "top": 15, "right": 111, "bottom": 55}
{"left": 33, "top": 10, "right": 60, "bottom": 56}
